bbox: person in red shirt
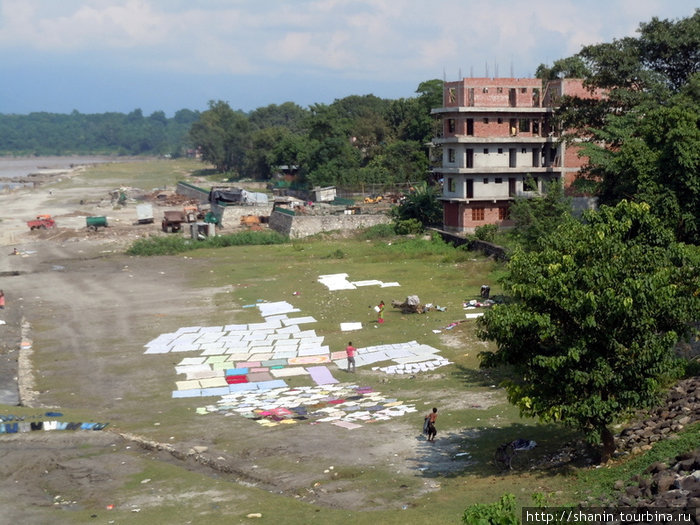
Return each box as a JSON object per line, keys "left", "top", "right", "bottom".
{"left": 346, "top": 342, "right": 356, "bottom": 373}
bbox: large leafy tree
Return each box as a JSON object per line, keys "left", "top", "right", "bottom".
{"left": 535, "top": 56, "right": 590, "bottom": 80}
{"left": 478, "top": 200, "right": 700, "bottom": 461}
{"left": 241, "top": 126, "right": 292, "bottom": 180}
{"left": 509, "top": 179, "right": 573, "bottom": 251}
{"left": 366, "top": 139, "right": 429, "bottom": 185}
{"left": 189, "top": 100, "right": 251, "bottom": 173}
{"left": 555, "top": 11, "right": 700, "bottom": 243}
{"left": 247, "top": 102, "right": 309, "bottom": 133}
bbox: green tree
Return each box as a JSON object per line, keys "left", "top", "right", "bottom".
{"left": 242, "top": 126, "right": 291, "bottom": 180}
{"left": 535, "top": 56, "right": 590, "bottom": 80}
{"left": 478, "top": 201, "right": 700, "bottom": 462}
{"left": 248, "top": 102, "right": 309, "bottom": 133}
{"left": 388, "top": 79, "right": 443, "bottom": 145}
{"left": 509, "top": 179, "right": 574, "bottom": 251}
{"left": 189, "top": 100, "right": 251, "bottom": 173}
{"left": 553, "top": 12, "right": 700, "bottom": 243}
{"left": 391, "top": 181, "right": 442, "bottom": 227}
{"left": 366, "top": 139, "right": 429, "bottom": 185}
{"left": 583, "top": 103, "right": 700, "bottom": 243}
{"left": 270, "top": 132, "right": 310, "bottom": 174}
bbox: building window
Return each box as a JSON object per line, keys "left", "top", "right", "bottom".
{"left": 483, "top": 117, "right": 489, "bottom": 124}
{"left": 472, "top": 208, "right": 485, "bottom": 221}
{"left": 498, "top": 148, "right": 503, "bottom": 154}
{"left": 448, "top": 148, "right": 456, "bottom": 163}
{"left": 497, "top": 87, "right": 503, "bottom": 93}
{"left": 521, "top": 87, "right": 527, "bottom": 93}
{"left": 521, "top": 148, "right": 527, "bottom": 154}
{"left": 448, "top": 88, "right": 456, "bottom": 103}
{"left": 519, "top": 119, "right": 530, "bottom": 132}
{"left": 497, "top": 117, "right": 503, "bottom": 124}
{"left": 482, "top": 87, "right": 488, "bottom": 93}
{"left": 498, "top": 206, "right": 509, "bottom": 220}
{"left": 483, "top": 178, "right": 489, "bottom": 184}
{"left": 483, "top": 148, "right": 489, "bottom": 154}
{"left": 447, "top": 119, "right": 455, "bottom": 133}
{"left": 447, "top": 177, "right": 455, "bottom": 192}
{"left": 495, "top": 177, "right": 503, "bottom": 184}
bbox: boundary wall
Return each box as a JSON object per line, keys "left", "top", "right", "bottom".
{"left": 269, "top": 210, "right": 391, "bottom": 239}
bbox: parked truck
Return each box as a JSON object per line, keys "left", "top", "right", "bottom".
{"left": 27, "top": 214, "right": 56, "bottom": 230}
{"left": 161, "top": 210, "right": 186, "bottom": 233}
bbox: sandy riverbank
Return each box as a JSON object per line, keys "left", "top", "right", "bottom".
{"left": 0, "top": 167, "right": 87, "bottom": 247}
{"left": 0, "top": 165, "right": 171, "bottom": 254}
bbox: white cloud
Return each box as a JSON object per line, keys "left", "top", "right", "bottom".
{"left": 1, "top": 0, "right": 167, "bottom": 49}
{"left": 2, "top": 0, "right": 695, "bottom": 74}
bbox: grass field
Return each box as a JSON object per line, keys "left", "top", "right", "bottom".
{"left": 3, "top": 158, "right": 697, "bottom": 524}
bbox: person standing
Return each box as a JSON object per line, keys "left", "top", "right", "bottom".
{"left": 377, "top": 300, "right": 385, "bottom": 324}
{"left": 346, "top": 341, "right": 356, "bottom": 373}
{"left": 0, "top": 290, "right": 5, "bottom": 309}
{"left": 425, "top": 407, "right": 438, "bottom": 442}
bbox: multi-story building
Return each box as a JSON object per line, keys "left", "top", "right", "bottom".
{"left": 432, "top": 77, "right": 599, "bottom": 233}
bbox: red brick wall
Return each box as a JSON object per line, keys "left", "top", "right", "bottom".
{"left": 563, "top": 170, "right": 579, "bottom": 187}
{"left": 564, "top": 144, "right": 587, "bottom": 168}
{"left": 460, "top": 202, "right": 513, "bottom": 230}
{"left": 443, "top": 78, "right": 544, "bottom": 109}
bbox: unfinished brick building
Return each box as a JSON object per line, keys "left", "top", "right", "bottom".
{"left": 432, "top": 78, "right": 601, "bottom": 233}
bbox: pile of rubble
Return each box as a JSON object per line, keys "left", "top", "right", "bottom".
{"left": 613, "top": 451, "right": 700, "bottom": 511}
{"left": 616, "top": 377, "right": 700, "bottom": 455}
{"left": 586, "top": 377, "right": 700, "bottom": 512}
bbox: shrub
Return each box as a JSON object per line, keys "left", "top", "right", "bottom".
{"left": 126, "top": 231, "right": 287, "bottom": 256}
{"left": 394, "top": 218, "right": 423, "bottom": 235}
{"left": 359, "top": 223, "right": 395, "bottom": 240}
{"left": 475, "top": 224, "right": 499, "bottom": 242}
{"left": 462, "top": 493, "right": 519, "bottom": 525}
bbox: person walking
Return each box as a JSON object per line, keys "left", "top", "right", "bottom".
{"left": 376, "top": 300, "right": 385, "bottom": 324}
{"left": 425, "top": 407, "right": 438, "bottom": 442}
{"left": 346, "top": 341, "right": 356, "bottom": 373}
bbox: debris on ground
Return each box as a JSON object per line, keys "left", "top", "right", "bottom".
{"left": 391, "top": 296, "right": 446, "bottom": 314}
{"left": 391, "top": 295, "right": 423, "bottom": 313}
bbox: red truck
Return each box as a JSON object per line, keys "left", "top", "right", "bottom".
{"left": 27, "top": 214, "right": 56, "bottom": 230}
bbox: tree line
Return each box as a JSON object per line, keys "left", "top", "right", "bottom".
{"left": 188, "top": 81, "right": 442, "bottom": 190}
{"left": 0, "top": 108, "right": 201, "bottom": 157}
{"left": 0, "top": 80, "right": 442, "bottom": 194}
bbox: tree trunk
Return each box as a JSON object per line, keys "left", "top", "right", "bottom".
{"left": 600, "top": 426, "right": 615, "bottom": 463}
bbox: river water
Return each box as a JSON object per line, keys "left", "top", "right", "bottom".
{"left": 0, "top": 156, "right": 133, "bottom": 189}
{"left": 0, "top": 156, "right": 121, "bottom": 179}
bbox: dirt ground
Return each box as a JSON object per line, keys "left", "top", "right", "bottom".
{"left": 0, "top": 170, "right": 499, "bottom": 522}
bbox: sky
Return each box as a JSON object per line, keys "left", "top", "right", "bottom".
{"left": 0, "top": 0, "right": 697, "bottom": 116}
